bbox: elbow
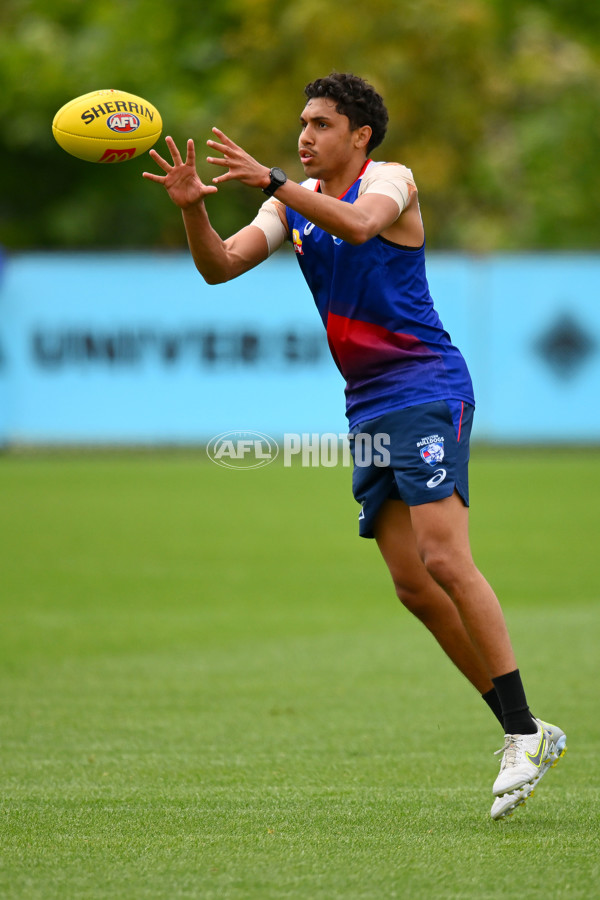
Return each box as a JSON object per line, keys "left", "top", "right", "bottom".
{"left": 202, "top": 272, "right": 227, "bottom": 286}
{"left": 197, "top": 264, "right": 229, "bottom": 286}
{"left": 347, "top": 231, "right": 369, "bottom": 246}
{"left": 195, "top": 258, "right": 240, "bottom": 285}
{"left": 345, "top": 221, "right": 373, "bottom": 246}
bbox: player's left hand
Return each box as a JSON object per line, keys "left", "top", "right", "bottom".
{"left": 206, "top": 128, "right": 270, "bottom": 190}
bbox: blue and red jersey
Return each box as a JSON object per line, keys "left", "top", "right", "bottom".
{"left": 285, "top": 163, "right": 475, "bottom": 429}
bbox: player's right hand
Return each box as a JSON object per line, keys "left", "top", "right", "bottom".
{"left": 143, "top": 136, "right": 218, "bottom": 208}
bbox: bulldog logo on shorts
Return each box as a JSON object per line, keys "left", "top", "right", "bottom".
{"left": 417, "top": 435, "right": 445, "bottom": 466}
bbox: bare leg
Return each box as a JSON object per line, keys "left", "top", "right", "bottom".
{"left": 375, "top": 492, "right": 548, "bottom": 817}
{"left": 408, "top": 491, "right": 517, "bottom": 679}
{"left": 374, "top": 497, "right": 495, "bottom": 693}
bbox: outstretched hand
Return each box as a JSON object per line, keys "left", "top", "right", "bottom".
{"left": 206, "top": 128, "right": 270, "bottom": 189}
{"left": 143, "top": 136, "right": 218, "bottom": 209}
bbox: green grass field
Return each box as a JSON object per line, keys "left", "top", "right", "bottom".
{"left": 1, "top": 448, "right": 598, "bottom": 899}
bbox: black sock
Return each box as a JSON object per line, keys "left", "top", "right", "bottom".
{"left": 482, "top": 688, "right": 504, "bottom": 728}
{"left": 492, "top": 669, "right": 537, "bottom": 735}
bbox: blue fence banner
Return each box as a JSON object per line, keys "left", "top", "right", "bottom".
{"left": 0, "top": 251, "right": 599, "bottom": 444}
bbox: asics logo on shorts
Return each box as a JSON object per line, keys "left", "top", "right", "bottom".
{"left": 426, "top": 468, "right": 447, "bottom": 488}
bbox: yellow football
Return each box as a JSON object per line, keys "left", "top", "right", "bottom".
{"left": 52, "top": 89, "right": 162, "bottom": 163}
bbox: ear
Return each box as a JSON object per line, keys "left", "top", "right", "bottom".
{"left": 354, "top": 125, "right": 372, "bottom": 151}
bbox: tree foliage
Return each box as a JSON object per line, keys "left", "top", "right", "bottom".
{"left": 1, "top": 0, "right": 599, "bottom": 250}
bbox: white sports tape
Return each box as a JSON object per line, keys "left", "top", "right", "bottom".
{"left": 250, "top": 200, "right": 288, "bottom": 256}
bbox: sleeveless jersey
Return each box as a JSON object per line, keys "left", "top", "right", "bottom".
{"left": 285, "top": 161, "right": 475, "bottom": 429}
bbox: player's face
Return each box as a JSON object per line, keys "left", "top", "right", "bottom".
{"left": 298, "top": 97, "right": 363, "bottom": 180}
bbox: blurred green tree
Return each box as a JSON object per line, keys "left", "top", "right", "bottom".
{"left": 1, "top": 0, "right": 599, "bottom": 250}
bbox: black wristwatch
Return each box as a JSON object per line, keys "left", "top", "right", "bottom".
{"left": 262, "top": 167, "right": 287, "bottom": 197}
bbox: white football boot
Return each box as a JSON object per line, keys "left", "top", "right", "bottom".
{"left": 491, "top": 718, "right": 567, "bottom": 820}
{"left": 493, "top": 720, "right": 547, "bottom": 796}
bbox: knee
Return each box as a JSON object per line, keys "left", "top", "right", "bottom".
{"left": 419, "top": 547, "right": 463, "bottom": 596}
{"left": 391, "top": 577, "right": 439, "bottom": 625}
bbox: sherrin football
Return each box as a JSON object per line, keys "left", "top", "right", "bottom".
{"left": 52, "top": 89, "right": 162, "bottom": 163}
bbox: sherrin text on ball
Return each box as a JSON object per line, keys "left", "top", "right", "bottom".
{"left": 52, "top": 89, "right": 162, "bottom": 163}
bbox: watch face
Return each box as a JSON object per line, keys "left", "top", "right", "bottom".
{"left": 263, "top": 167, "right": 287, "bottom": 195}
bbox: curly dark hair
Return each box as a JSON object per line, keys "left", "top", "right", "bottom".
{"left": 303, "top": 73, "right": 389, "bottom": 154}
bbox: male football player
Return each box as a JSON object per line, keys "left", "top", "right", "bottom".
{"left": 144, "top": 73, "right": 566, "bottom": 819}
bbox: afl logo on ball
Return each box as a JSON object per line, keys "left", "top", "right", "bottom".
{"left": 107, "top": 113, "right": 140, "bottom": 133}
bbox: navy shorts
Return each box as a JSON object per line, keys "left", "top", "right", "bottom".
{"left": 349, "top": 400, "right": 474, "bottom": 539}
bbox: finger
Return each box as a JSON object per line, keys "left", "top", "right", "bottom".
{"left": 147, "top": 149, "right": 172, "bottom": 173}
{"left": 142, "top": 171, "right": 166, "bottom": 183}
{"left": 206, "top": 139, "right": 228, "bottom": 155}
{"left": 164, "top": 135, "right": 184, "bottom": 166}
{"left": 185, "top": 138, "right": 195, "bottom": 167}
{"left": 206, "top": 156, "right": 230, "bottom": 168}
{"left": 211, "top": 127, "right": 240, "bottom": 149}
{"left": 211, "top": 126, "right": 231, "bottom": 142}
